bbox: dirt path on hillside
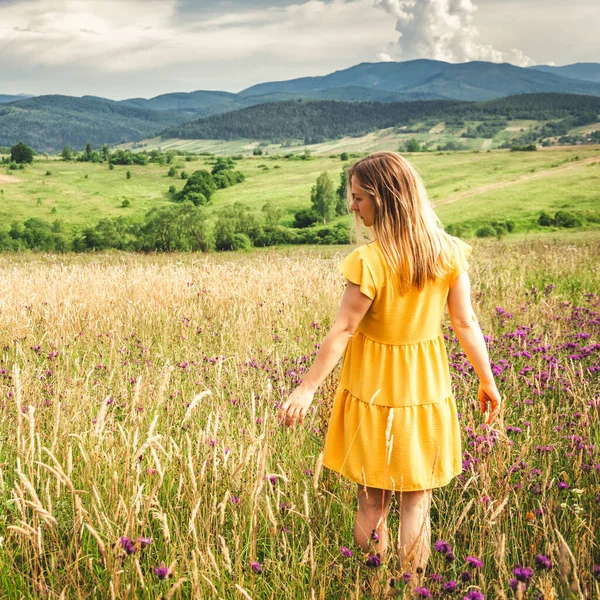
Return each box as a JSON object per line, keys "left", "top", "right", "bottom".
{"left": 435, "top": 155, "right": 599, "bottom": 207}
{"left": 0, "top": 174, "right": 23, "bottom": 184}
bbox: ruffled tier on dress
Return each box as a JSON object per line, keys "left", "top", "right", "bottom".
{"left": 322, "top": 387, "right": 463, "bottom": 492}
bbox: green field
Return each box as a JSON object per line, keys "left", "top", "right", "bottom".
{"left": 2, "top": 146, "right": 599, "bottom": 242}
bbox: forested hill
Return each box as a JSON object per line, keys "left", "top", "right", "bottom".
{"left": 0, "top": 95, "right": 189, "bottom": 152}
{"left": 160, "top": 93, "right": 600, "bottom": 142}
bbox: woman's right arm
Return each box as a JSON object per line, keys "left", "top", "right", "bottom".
{"left": 447, "top": 272, "right": 502, "bottom": 426}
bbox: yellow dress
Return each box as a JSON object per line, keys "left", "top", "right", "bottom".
{"left": 322, "top": 237, "right": 472, "bottom": 492}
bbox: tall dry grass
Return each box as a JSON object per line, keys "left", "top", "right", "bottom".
{"left": 0, "top": 240, "right": 598, "bottom": 599}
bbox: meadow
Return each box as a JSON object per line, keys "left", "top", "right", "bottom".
{"left": 0, "top": 239, "right": 599, "bottom": 599}
{"left": 1, "top": 146, "right": 599, "bottom": 242}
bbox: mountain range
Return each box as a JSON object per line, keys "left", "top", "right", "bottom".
{"left": 1, "top": 60, "right": 599, "bottom": 152}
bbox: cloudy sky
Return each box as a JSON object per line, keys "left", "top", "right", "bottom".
{"left": 0, "top": 0, "right": 598, "bottom": 100}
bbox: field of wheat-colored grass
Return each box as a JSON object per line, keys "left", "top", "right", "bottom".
{"left": 0, "top": 240, "right": 599, "bottom": 599}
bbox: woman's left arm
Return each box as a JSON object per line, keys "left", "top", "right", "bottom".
{"left": 279, "top": 281, "right": 373, "bottom": 428}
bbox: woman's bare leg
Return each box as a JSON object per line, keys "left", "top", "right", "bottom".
{"left": 395, "top": 489, "right": 432, "bottom": 583}
{"left": 354, "top": 484, "right": 393, "bottom": 555}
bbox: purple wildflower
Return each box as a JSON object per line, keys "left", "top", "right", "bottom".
{"left": 558, "top": 481, "right": 569, "bottom": 490}
{"left": 434, "top": 540, "right": 452, "bottom": 554}
{"left": 463, "top": 591, "right": 485, "bottom": 600}
{"left": 154, "top": 564, "right": 169, "bottom": 579}
{"left": 120, "top": 536, "right": 135, "bottom": 555}
{"left": 340, "top": 547, "right": 353, "bottom": 558}
{"left": 466, "top": 556, "right": 483, "bottom": 569}
{"left": 460, "top": 571, "right": 473, "bottom": 583}
{"left": 137, "top": 537, "right": 152, "bottom": 548}
{"left": 370, "top": 529, "right": 380, "bottom": 541}
{"left": 414, "top": 588, "right": 432, "bottom": 598}
{"left": 593, "top": 565, "right": 600, "bottom": 580}
{"left": 251, "top": 561, "right": 263, "bottom": 574}
{"left": 513, "top": 565, "right": 534, "bottom": 582}
{"left": 443, "top": 580, "right": 458, "bottom": 592}
{"left": 534, "top": 554, "right": 552, "bottom": 570}
{"left": 445, "top": 551, "right": 457, "bottom": 563}
{"left": 365, "top": 553, "right": 381, "bottom": 568}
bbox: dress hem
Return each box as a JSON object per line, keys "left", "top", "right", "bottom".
{"left": 322, "top": 460, "right": 462, "bottom": 492}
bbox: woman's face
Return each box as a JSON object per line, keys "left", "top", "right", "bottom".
{"left": 350, "top": 176, "right": 376, "bottom": 227}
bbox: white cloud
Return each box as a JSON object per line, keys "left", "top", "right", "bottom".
{"left": 0, "top": 0, "right": 394, "bottom": 74}
{"left": 374, "top": 0, "right": 535, "bottom": 66}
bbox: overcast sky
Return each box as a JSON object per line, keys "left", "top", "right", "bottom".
{"left": 0, "top": 0, "right": 598, "bottom": 100}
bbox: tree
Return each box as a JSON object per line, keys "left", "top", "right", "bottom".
{"left": 310, "top": 172, "right": 336, "bottom": 224}
{"left": 179, "top": 170, "right": 217, "bottom": 205}
{"left": 335, "top": 168, "right": 349, "bottom": 216}
{"left": 406, "top": 139, "right": 421, "bottom": 152}
{"left": 61, "top": 146, "right": 73, "bottom": 161}
{"left": 262, "top": 201, "right": 283, "bottom": 227}
{"left": 168, "top": 166, "right": 177, "bottom": 177}
{"left": 85, "top": 142, "right": 93, "bottom": 160}
{"left": 340, "top": 152, "right": 349, "bottom": 161}
{"left": 10, "top": 141, "right": 34, "bottom": 164}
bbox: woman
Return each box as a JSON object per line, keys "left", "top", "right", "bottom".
{"left": 279, "top": 152, "right": 501, "bottom": 585}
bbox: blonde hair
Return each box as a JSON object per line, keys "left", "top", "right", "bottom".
{"left": 347, "top": 151, "right": 456, "bottom": 295}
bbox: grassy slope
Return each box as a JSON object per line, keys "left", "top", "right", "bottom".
{"left": 0, "top": 147, "right": 599, "bottom": 237}
{"left": 123, "top": 118, "right": 600, "bottom": 156}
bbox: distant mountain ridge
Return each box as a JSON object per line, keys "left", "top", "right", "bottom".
{"left": 2, "top": 59, "right": 600, "bottom": 151}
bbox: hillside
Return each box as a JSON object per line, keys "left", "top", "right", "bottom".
{"left": 159, "top": 93, "right": 600, "bottom": 142}
{"left": 529, "top": 63, "right": 600, "bottom": 84}
{"left": 0, "top": 95, "right": 190, "bottom": 152}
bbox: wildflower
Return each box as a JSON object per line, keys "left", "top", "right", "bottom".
{"left": 434, "top": 540, "right": 452, "bottom": 554}
{"left": 340, "top": 546, "right": 353, "bottom": 558}
{"left": 370, "top": 529, "right": 380, "bottom": 541}
{"left": 137, "top": 537, "right": 152, "bottom": 548}
{"left": 154, "top": 564, "right": 169, "bottom": 579}
{"left": 251, "top": 561, "right": 263, "bottom": 574}
{"left": 593, "top": 565, "right": 600, "bottom": 580}
{"left": 534, "top": 554, "right": 552, "bottom": 570}
{"left": 120, "top": 536, "right": 135, "bottom": 555}
{"left": 365, "top": 553, "right": 381, "bottom": 568}
{"left": 466, "top": 556, "right": 483, "bottom": 569}
{"left": 513, "top": 565, "right": 534, "bottom": 582}
{"left": 443, "top": 580, "right": 458, "bottom": 592}
{"left": 230, "top": 495, "right": 240, "bottom": 505}
{"left": 460, "top": 571, "right": 472, "bottom": 583}
{"left": 558, "top": 481, "right": 569, "bottom": 490}
{"left": 429, "top": 573, "right": 443, "bottom": 583}
{"left": 445, "top": 551, "right": 457, "bottom": 563}
{"left": 414, "top": 588, "right": 432, "bottom": 598}
{"left": 463, "top": 591, "right": 485, "bottom": 600}
{"left": 401, "top": 572, "right": 412, "bottom": 582}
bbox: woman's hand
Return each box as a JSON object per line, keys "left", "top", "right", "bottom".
{"left": 279, "top": 384, "right": 315, "bottom": 428}
{"left": 478, "top": 382, "right": 501, "bottom": 425}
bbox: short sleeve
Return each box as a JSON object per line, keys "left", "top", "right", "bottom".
{"left": 338, "top": 249, "right": 376, "bottom": 300}
{"left": 449, "top": 239, "right": 473, "bottom": 288}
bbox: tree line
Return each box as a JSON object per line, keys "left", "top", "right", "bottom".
{"left": 160, "top": 93, "right": 600, "bottom": 143}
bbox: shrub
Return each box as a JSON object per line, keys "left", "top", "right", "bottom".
{"left": 121, "top": 199, "right": 131, "bottom": 208}
{"left": 10, "top": 141, "right": 34, "bottom": 164}
{"left": 293, "top": 208, "right": 321, "bottom": 229}
{"left": 340, "top": 152, "right": 349, "bottom": 161}
{"left": 168, "top": 166, "right": 177, "bottom": 177}
{"left": 109, "top": 163, "right": 115, "bottom": 170}
{"left": 180, "top": 171, "right": 189, "bottom": 180}
{"left": 126, "top": 171, "right": 131, "bottom": 180}
{"left": 538, "top": 211, "right": 554, "bottom": 227}
{"left": 45, "top": 171, "right": 52, "bottom": 176}
{"left": 554, "top": 211, "right": 581, "bottom": 228}
{"left": 476, "top": 224, "right": 497, "bottom": 238}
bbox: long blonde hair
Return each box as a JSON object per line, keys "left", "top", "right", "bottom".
{"left": 347, "top": 151, "right": 456, "bottom": 295}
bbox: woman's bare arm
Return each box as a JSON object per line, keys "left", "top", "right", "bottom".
{"left": 279, "top": 281, "right": 373, "bottom": 427}
{"left": 447, "top": 272, "right": 501, "bottom": 425}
